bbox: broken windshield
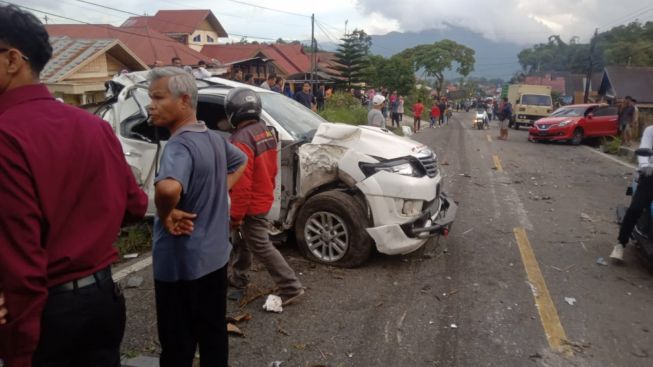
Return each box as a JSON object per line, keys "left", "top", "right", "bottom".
{"left": 259, "top": 92, "right": 325, "bottom": 141}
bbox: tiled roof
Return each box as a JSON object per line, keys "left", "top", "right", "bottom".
{"left": 200, "top": 43, "right": 311, "bottom": 75}
{"left": 42, "top": 37, "right": 115, "bottom": 83}
{"left": 46, "top": 24, "right": 209, "bottom": 66}
{"left": 122, "top": 10, "right": 227, "bottom": 37}
{"left": 602, "top": 66, "right": 653, "bottom": 103}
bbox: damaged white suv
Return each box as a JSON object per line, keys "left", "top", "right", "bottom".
{"left": 96, "top": 73, "right": 456, "bottom": 267}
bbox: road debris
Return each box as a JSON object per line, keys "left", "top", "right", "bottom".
{"left": 450, "top": 323, "right": 458, "bottom": 329}
{"left": 268, "top": 361, "right": 283, "bottom": 367}
{"left": 580, "top": 213, "right": 594, "bottom": 222}
{"left": 596, "top": 257, "right": 609, "bottom": 266}
{"left": 528, "top": 353, "right": 543, "bottom": 361}
{"left": 227, "top": 323, "right": 244, "bottom": 336}
{"left": 125, "top": 276, "right": 143, "bottom": 288}
{"left": 123, "top": 253, "right": 139, "bottom": 259}
{"left": 564, "top": 297, "right": 577, "bottom": 306}
{"left": 462, "top": 228, "right": 473, "bottom": 235}
{"left": 263, "top": 294, "right": 283, "bottom": 313}
{"left": 458, "top": 173, "right": 471, "bottom": 178}
{"left": 227, "top": 312, "right": 252, "bottom": 324}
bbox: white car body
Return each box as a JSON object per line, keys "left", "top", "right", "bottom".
{"left": 97, "top": 73, "right": 456, "bottom": 265}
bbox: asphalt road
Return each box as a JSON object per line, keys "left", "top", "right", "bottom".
{"left": 119, "top": 111, "right": 653, "bottom": 367}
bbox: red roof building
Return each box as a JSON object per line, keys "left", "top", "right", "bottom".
{"left": 201, "top": 43, "right": 311, "bottom": 77}
{"left": 122, "top": 10, "right": 228, "bottom": 51}
{"left": 46, "top": 24, "right": 209, "bottom": 67}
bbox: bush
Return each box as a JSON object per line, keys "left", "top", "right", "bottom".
{"left": 601, "top": 136, "right": 621, "bottom": 154}
{"left": 115, "top": 222, "right": 152, "bottom": 259}
{"left": 320, "top": 92, "right": 368, "bottom": 125}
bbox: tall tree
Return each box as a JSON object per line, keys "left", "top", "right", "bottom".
{"left": 333, "top": 29, "right": 372, "bottom": 87}
{"left": 364, "top": 55, "right": 415, "bottom": 95}
{"left": 399, "top": 40, "right": 475, "bottom": 97}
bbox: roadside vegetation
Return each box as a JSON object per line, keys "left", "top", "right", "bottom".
{"left": 115, "top": 222, "right": 153, "bottom": 260}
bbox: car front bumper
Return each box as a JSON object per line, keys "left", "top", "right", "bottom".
{"left": 365, "top": 193, "right": 457, "bottom": 255}
{"left": 528, "top": 126, "right": 572, "bottom": 140}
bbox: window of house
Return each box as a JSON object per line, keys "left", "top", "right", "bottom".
{"left": 193, "top": 34, "right": 202, "bottom": 43}
{"left": 207, "top": 35, "right": 214, "bottom": 43}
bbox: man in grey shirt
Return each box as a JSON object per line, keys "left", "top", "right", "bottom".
{"left": 368, "top": 94, "right": 386, "bottom": 128}
{"left": 147, "top": 67, "right": 247, "bottom": 367}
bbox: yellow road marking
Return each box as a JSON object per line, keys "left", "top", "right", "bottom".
{"left": 487, "top": 134, "right": 492, "bottom": 142}
{"left": 492, "top": 155, "right": 503, "bottom": 172}
{"left": 513, "top": 228, "right": 573, "bottom": 356}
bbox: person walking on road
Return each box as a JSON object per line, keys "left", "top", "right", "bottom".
{"left": 397, "top": 95, "right": 405, "bottom": 123}
{"left": 619, "top": 96, "right": 636, "bottom": 146}
{"left": 438, "top": 99, "right": 447, "bottom": 126}
{"left": 368, "top": 94, "right": 386, "bottom": 128}
{"left": 611, "top": 124, "right": 653, "bottom": 262}
{"left": 430, "top": 103, "right": 441, "bottom": 128}
{"left": 226, "top": 88, "right": 305, "bottom": 305}
{"left": 0, "top": 5, "right": 148, "bottom": 365}
{"left": 149, "top": 67, "right": 247, "bottom": 367}
{"left": 390, "top": 91, "right": 400, "bottom": 128}
{"left": 413, "top": 99, "right": 424, "bottom": 132}
{"left": 497, "top": 97, "right": 512, "bottom": 140}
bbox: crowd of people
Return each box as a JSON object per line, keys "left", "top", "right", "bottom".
{"left": 0, "top": 5, "right": 304, "bottom": 366}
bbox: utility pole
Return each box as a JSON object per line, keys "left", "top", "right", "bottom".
{"left": 584, "top": 28, "right": 598, "bottom": 103}
{"left": 310, "top": 13, "right": 315, "bottom": 86}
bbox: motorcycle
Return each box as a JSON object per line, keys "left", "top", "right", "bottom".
{"left": 616, "top": 147, "right": 653, "bottom": 263}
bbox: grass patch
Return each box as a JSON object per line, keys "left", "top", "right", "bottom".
{"left": 115, "top": 222, "right": 152, "bottom": 259}
{"left": 319, "top": 106, "right": 368, "bottom": 125}
{"left": 601, "top": 136, "right": 622, "bottom": 154}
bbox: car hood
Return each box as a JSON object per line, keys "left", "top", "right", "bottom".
{"left": 310, "top": 123, "right": 429, "bottom": 159}
{"left": 536, "top": 116, "right": 578, "bottom": 125}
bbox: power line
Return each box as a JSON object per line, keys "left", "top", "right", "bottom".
{"left": 222, "top": 0, "right": 310, "bottom": 18}
{"left": 598, "top": 3, "right": 653, "bottom": 30}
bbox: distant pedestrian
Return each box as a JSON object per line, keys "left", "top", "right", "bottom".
{"left": 368, "top": 94, "right": 386, "bottom": 128}
{"left": 316, "top": 84, "right": 326, "bottom": 111}
{"left": 430, "top": 103, "right": 441, "bottom": 128}
{"left": 192, "top": 60, "right": 212, "bottom": 79}
{"left": 413, "top": 99, "right": 424, "bottom": 132}
{"left": 260, "top": 74, "right": 276, "bottom": 90}
{"left": 244, "top": 73, "right": 254, "bottom": 85}
{"left": 148, "top": 67, "right": 247, "bottom": 367}
{"left": 172, "top": 56, "right": 182, "bottom": 68}
{"left": 397, "top": 96, "right": 405, "bottom": 122}
{"left": 497, "top": 97, "right": 512, "bottom": 140}
{"left": 232, "top": 68, "right": 243, "bottom": 82}
{"left": 294, "top": 82, "right": 316, "bottom": 110}
{"left": 390, "top": 92, "right": 400, "bottom": 128}
{"left": 0, "top": 5, "right": 148, "bottom": 365}
{"left": 283, "top": 83, "right": 293, "bottom": 98}
{"left": 619, "top": 96, "right": 636, "bottom": 146}
{"left": 272, "top": 77, "right": 284, "bottom": 93}
{"left": 226, "top": 88, "right": 305, "bottom": 306}
{"left": 438, "top": 99, "right": 447, "bottom": 125}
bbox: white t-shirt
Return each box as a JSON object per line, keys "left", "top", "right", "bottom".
{"left": 368, "top": 108, "right": 386, "bottom": 128}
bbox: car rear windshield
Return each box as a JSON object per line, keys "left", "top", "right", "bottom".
{"left": 521, "top": 94, "right": 552, "bottom": 106}
{"left": 259, "top": 92, "right": 325, "bottom": 140}
{"left": 550, "top": 107, "right": 586, "bottom": 117}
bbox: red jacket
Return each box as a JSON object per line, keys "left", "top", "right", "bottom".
{"left": 431, "top": 106, "right": 441, "bottom": 118}
{"left": 413, "top": 103, "right": 424, "bottom": 118}
{"left": 229, "top": 121, "right": 278, "bottom": 221}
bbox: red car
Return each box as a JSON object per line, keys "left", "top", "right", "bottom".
{"left": 528, "top": 104, "right": 619, "bottom": 145}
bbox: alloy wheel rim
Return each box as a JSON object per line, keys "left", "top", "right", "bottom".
{"left": 304, "top": 211, "right": 349, "bottom": 262}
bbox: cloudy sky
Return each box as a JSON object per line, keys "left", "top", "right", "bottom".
{"left": 17, "top": 0, "right": 653, "bottom": 46}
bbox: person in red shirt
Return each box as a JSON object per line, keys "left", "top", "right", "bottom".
{"left": 0, "top": 5, "right": 148, "bottom": 366}
{"left": 413, "top": 99, "right": 424, "bottom": 132}
{"left": 226, "top": 88, "right": 304, "bottom": 305}
{"left": 430, "top": 104, "right": 441, "bottom": 128}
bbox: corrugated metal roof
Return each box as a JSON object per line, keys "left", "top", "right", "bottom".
{"left": 601, "top": 66, "right": 653, "bottom": 103}
{"left": 42, "top": 36, "right": 116, "bottom": 83}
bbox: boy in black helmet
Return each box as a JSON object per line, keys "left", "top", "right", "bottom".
{"left": 226, "top": 87, "right": 305, "bottom": 305}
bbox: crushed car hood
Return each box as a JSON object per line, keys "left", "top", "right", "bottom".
{"left": 310, "top": 123, "right": 429, "bottom": 159}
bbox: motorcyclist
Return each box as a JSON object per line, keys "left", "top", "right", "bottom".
{"left": 611, "top": 124, "right": 653, "bottom": 261}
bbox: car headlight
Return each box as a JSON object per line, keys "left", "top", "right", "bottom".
{"left": 359, "top": 157, "right": 424, "bottom": 177}
{"left": 558, "top": 119, "right": 573, "bottom": 127}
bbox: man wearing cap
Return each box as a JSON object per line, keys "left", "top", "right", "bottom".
{"left": 0, "top": 5, "right": 148, "bottom": 366}
{"left": 368, "top": 94, "right": 386, "bottom": 128}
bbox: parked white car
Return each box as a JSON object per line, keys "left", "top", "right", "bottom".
{"left": 96, "top": 73, "right": 457, "bottom": 267}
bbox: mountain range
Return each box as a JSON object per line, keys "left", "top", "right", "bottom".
{"left": 318, "top": 25, "right": 528, "bottom": 81}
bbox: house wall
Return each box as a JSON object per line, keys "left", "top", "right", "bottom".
{"left": 189, "top": 21, "right": 220, "bottom": 51}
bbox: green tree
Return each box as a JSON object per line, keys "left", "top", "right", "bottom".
{"left": 399, "top": 40, "right": 475, "bottom": 97}
{"left": 364, "top": 55, "right": 415, "bottom": 95}
{"left": 333, "top": 29, "right": 372, "bottom": 87}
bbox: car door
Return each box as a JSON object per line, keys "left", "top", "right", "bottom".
{"left": 592, "top": 106, "right": 618, "bottom": 136}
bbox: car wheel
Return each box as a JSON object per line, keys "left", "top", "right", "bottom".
{"left": 571, "top": 128, "right": 583, "bottom": 145}
{"left": 295, "top": 191, "right": 372, "bottom": 267}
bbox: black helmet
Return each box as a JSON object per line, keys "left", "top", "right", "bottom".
{"left": 225, "top": 87, "right": 261, "bottom": 126}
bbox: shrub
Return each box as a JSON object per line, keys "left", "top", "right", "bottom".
{"left": 320, "top": 92, "right": 368, "bottom": 125}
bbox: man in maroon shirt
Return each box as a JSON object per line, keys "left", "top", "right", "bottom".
{"left": 0, "top": 5, "right": 148, "bottom": 366}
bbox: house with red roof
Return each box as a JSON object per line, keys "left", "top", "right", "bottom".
{"left": 122, "top": 10, "right": 228, "bottom": 51}
{"left": 46, "top": 24, "right": 210, "bottom": 67}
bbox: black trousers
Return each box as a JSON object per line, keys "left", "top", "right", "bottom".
{"left": 32, "top": 277, "right": 125, "bottom": 367}
{"left": 619, "top": 175, "right": 653, "bottom": 245}
{"left": 155, "top": 265, "right": 228, "bottom": 367}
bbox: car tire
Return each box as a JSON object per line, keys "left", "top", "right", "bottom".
{"left": 295, "top": 190, "right": 372, "bottom": 268}
{"left": 571, "top": 128, "right": 583, "bottom": 145}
